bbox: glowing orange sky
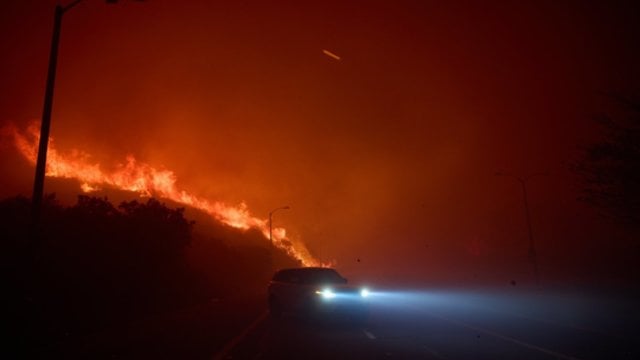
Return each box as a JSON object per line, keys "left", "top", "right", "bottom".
{"left": 1, "top": 0, "right": 639, "bottom": 284}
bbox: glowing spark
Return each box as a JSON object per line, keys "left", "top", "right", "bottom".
{"left": 322, "top": 49, "right": 341, "bottom": 61}
{"left": 8, "top": 121, "right": 332, "bottom": 267}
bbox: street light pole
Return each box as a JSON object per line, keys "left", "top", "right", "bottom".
{"left": 496, "top": 172, "right": 548, "bottom": 286}
{"left": 269, "top": 206, "right": 290, "bottom": 269}
{"left": 31, "top": 4, "right": 65, "bottom": 229}
{"left": 31, "top": 0, "right": 138, "bottom": 231}
{"left": 269, "top": 206, "right": 290, "bottom": 247}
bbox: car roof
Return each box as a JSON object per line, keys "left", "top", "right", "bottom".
{"left": 272, "top": 267, "right": 344, "bottom": 283}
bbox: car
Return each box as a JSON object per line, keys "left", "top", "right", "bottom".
{"left": 268, "top": 267, "right": 370, "bottom": 321}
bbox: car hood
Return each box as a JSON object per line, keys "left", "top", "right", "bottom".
{"left": 317, "top": 284, "right": 363, "bottom": 294}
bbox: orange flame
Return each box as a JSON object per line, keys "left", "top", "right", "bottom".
{"left": 8, "top": 122, "right": 329, "bottom": 267}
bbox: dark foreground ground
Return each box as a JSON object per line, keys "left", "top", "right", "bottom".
{"left": 20, "top": 288, "right": 640, "bottom": 360}
{"left": 17, "top": 292, "right": 265, "bottom": 359}
{"left": 224, "top": 289, "right": 640, "bottom": 360}
{"left": 221, "top": 288, "right": 640, "bottom": 360}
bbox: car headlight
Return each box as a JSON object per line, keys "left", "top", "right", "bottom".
{"left": 360, "top": 288, "right": 370, "bottom": 298}
{"left": 315, "top": 288, "right": 336, "bottom": 299}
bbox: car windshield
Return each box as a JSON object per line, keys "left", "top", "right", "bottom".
{"left": 301, "top": 269, "right": 345, "bottom": 284}
{"left": 275, "top": 268, "right": 346, "bottom": 284}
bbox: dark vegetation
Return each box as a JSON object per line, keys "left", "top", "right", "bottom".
{"left": 573, "top": 95, "right": 640, "bottom": 226}
{"left": 570, "top": 95, "right": 640, "bottom": 288}
{"left": 2, "top": 194, "right": 292, "bottom": 356}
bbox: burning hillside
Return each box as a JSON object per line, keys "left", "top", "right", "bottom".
{"left": 6, "top": 121, "right": 324, "bottom": 267}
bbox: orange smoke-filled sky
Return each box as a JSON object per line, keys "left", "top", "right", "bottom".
{"left": 1, "top": 0, "right": 639, "bottom": 285}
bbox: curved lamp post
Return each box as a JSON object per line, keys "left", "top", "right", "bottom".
{"left": 31, "top": 0, "right": 144, "bottom": 229}
{"left": 496, "top": 171, "right": 548, "bottom": 286}
{"left": 269, "top": 206, "right": 290, "bottom": 246}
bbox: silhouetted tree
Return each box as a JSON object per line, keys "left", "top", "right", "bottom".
{"left": 573, "top": 95, "right": 640, "bottom": 225}
{"left": 118, "top": 198, "right": 193, "bottom": 259}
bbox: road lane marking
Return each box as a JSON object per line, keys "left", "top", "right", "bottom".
{"left": 422, "top": 345, "right": 444, "bottom": 360}
{"left": 423, "top": 311, "right": 582, "bottom": 360}
{"left": 363, "top": 329, "right": 376, "bottom": 340}
{"left": 212, "top": 310, "right": 269, "bottom": 360}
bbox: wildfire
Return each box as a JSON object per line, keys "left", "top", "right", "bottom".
{"left": 7, "top": 122, "right": 326, "bottom": 267}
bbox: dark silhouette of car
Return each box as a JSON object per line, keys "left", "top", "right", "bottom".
{"left": 268, "top": 267, "right": 370, "bottom": 321}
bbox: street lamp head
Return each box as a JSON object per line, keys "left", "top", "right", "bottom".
{"left": 269, "top": 205, "right": 290, "bottom": 217}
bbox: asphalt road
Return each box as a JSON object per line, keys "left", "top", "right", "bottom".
{"left": 32, "top": 288, "right": 639, "bottom": 359}
{"left": 217, "top": 289, "right": 640, "bottom": 360}
{"left": 37, "top": 294, "right": 266, "bottom": 359}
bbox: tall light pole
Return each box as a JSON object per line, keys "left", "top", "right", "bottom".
{"left": 269, "top": 206, "right": 290, "bottom": 269}
{"left": 31, "top": 0, "right": 142, "bottom": 231}
{"left": 496, "top": 171, "right": 548, "bottom": 286}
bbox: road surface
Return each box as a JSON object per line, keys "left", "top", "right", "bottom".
{"left": 34, "top": 288, "right": 639, "bottom": 359}
{"left": 217, "top": 289, "right": 639, "bottom": 360}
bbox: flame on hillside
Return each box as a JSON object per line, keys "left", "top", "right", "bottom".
{"left": 8, "top": 122, "right": 326, "bottom": 267}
